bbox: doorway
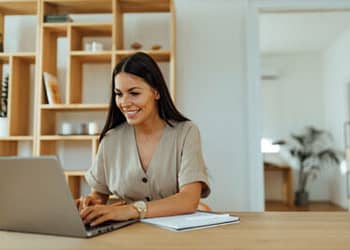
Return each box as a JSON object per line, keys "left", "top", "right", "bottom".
{"left": 247, "top": 0, "right": 350, "bottom": 211}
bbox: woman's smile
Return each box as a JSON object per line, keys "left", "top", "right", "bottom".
{"left": 124, "top": 109, "right": 141, "bottom": 119}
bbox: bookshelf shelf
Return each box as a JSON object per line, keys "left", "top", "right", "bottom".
{"left": 0, "top": 0, "right": 38, "bottom": 15}
{"left": 64, "top": 170, "right": 85, "bottom": 177}
{"left": 43, "top": 0, "right": 112, "bottom": 14}
{"left": 70, "top": 51, "right": 112, "bottom": 63}
{"left": 0, "top": 136, "right": 33, "bottom": 141}
{"left": 42, "top": 23, "right": 68, "bottom": 36}
{"left": 70, "top": 23, "right": 112, "bottom": 35}
{"left": 41, "top": 104, "right": 109, "bottom": 111}
{"left": 116, "top": 49, "right": 170, "bottom": 62}
{"left": 40, "top": 135, "right": 99, "bottom": 141}
{"left": 119, "top": 0, "right": 170, "bottom": 13}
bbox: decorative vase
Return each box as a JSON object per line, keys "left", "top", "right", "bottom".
{"left": 294, "top": 191, "right": 309, "bottom": 206}
{"left": 0, "top": 117, "right": 8, "bottom": 137}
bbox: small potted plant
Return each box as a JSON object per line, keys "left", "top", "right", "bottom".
{"left": 0, "top": 74, "right": 9, "bottom": 137}
{"left": 274, "top": 126, "right": 342, "bottom": 206}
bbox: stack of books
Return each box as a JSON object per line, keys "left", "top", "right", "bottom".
{"left": 44, "top": 14, "right": 73, "bottom": 23}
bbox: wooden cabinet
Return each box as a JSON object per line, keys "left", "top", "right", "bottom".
{"left": 0, "top": 0, "right": 176, "bottom": 198}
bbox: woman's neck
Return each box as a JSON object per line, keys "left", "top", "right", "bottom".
{"left": 134, "top": 115, "right": 166, "bottom": 136}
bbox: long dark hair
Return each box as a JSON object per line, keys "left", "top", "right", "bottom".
{"left": 99, "top": 52, "right": 189, "bottom": 142}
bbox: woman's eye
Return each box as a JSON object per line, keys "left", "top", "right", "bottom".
{"left": 130, "top": 92, "right": 140, "bottom": 96}
{"left": 115, "top": 92, "right": 122, "bottom": 97}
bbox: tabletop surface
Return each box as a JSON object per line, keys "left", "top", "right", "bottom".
{"left": 1, "top": 212, "right": 350, "bottom": 249}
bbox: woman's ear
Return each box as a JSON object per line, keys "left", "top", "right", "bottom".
{"left": 154, "top": 90, "right": 160, "bottom": 100}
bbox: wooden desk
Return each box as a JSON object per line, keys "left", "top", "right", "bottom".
{"left": 264, "top": 162, "right": 293, "bottom": 206}
{"left": 1, "top": 212, "right": 350, "bottom": 249}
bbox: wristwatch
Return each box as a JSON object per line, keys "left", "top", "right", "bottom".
{"left": 132, "top": 200, "right": 147, "bottom": 219}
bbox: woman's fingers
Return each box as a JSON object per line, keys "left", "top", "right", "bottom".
{"left": 78, "top": 196, "right": 89, "bottom": 211}
{"left": 90, "top": 213, "right": 112, "bottom": 227}
{"left": 80, "top": 205, "right": 94, "bottom": 220}
{"left": 81, "top": 205, "right": 121, "bottom": 226}
{"left": 78, "top": 195, "right": 102, "bottom": 212}
{"left": 81, "top": 205, "right": 106, "bottom": 224}
{"left": 84, "top": 210, "right": 102, "bottom": 224}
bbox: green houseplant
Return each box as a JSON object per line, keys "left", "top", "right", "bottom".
{"left": 0, "top": 74, "right": 8, "bottom": 117}
{"left": 0, "top": 74, "right": 9, "bottom": 137}
{"left": 274, "top": 126, "right": 342, "bottom": 206}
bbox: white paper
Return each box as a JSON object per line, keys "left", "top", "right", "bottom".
{"left": 141, "top": 212, "right": 240, "bottom": 231}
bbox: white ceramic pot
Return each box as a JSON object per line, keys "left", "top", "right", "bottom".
{"left": 88, "top": 122, "right": 99, "bottom": 135}
{"left": 0, "top": 117, "right": 8, "bottom": 137}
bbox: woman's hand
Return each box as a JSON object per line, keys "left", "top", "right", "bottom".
{"left": 80, "top": 203, "right": 137, "bottom": 226}
{"left": 75, "top": 195, "right": 105, "bottom": 212}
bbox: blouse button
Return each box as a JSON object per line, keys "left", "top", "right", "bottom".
{"left": 142, "top": 177, "right": 148, "bottom": 183}
{"left": 145, "top": 197, "right": 151, "bottom": 201}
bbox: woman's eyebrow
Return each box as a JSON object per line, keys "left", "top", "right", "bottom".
{"left": 128, "top": 87, "right": 142, "bottom": 91}
{"left": 114, "top": 87, "right": 142, "bottom": 92}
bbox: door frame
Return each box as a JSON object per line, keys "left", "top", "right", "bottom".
{"left": 245, "top": 0, "right": 350, "bottom": 211}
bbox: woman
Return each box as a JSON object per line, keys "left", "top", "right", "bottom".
{"left": 78, "top": 52, "right": 210, "bottom": 226}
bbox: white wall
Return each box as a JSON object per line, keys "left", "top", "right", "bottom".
{"left": 176, "top": 0, "right": 257, "bottom": 211}
{"left": 261, "top": 53, "right": 335, "bottom": 201}
{"left": 262, "top": 53, "right": 325, "bottom": 140}
{"left": 323, "top": 29, "right": 350, "bottom": 209}
{"left": 5, "top": 0, "right": 264, "bottom": 211}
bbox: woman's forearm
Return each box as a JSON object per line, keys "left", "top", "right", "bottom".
{"left": 143, "top": 182, "right": 202, "bottom": 218}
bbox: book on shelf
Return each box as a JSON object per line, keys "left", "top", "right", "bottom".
{"left": 44, "top": 14, "right": 73, "bottom": 23}
{"left": 43, "top": 72, "right": 62, "bottom": 105}
{"left": 141, "top": 211, "right": 240, "bottom": 232}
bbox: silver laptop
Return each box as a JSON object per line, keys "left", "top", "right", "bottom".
{"left": 0, "top": 156, "right": 137, "bottom": 238}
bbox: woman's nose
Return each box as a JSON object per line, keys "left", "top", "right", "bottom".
{"left": 119, "top": 95, "right": 131, "bottom": 107}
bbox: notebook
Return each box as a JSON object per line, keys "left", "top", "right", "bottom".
{"left": 0, "top": 156, "right": 137, "bottom": 238}
{"left": 141, "top": 211, "right": 240, "bottom": 231}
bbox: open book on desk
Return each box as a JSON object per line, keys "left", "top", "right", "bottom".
{"left": 141, "top": 211, "right": 240, "bottom": 232}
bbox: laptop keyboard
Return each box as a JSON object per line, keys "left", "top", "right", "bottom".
{"left": 84, "top": 220, "right": 116, "bottom": 231}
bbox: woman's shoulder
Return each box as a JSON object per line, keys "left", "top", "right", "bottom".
{"left": 170, "top": 120, "right": 200, "bottom": 135}
{"left": 102, "top": 123, "right": 131, "bottom": 142}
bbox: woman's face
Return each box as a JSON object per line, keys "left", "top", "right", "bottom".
{"left": 114, "top": 72, "right": 160, "bottom": 126}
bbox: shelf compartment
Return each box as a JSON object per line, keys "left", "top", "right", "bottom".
{"left": 0, "top": 136, "right": 33, "bottom": 156}
{"left": 70, "top": 23, "right": 113, "bottom": 51}
{"left": 40, "top": 135, "right": 99, "bottom": 141}
{"left": 118, "top": 0, "right": 170, "bottom": 13}
{"left": 0, "top": 0, "right": 38, "bottom": 15}
{"left": 41, "top": 23, "right": 68, "bottom": 75}
{"left": 8, "top": 55, "right": 35, "bottom": 136}
{"left": 70, "top": 22, "right": 112, "bottom": 36}
{"left": 0, "top": 141, "right": 17, "bottom": 156}
{"left": 68, "top": 52, "right": 112, "bottom": 104}
{"left": 116, "top": 49, "right": 170, "bottom": 62}
{"left": 64, "top": 170, "right": 85, "bottom": 199}
{"left": 43, "top": 0, "right": 112, "bottom": 14}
